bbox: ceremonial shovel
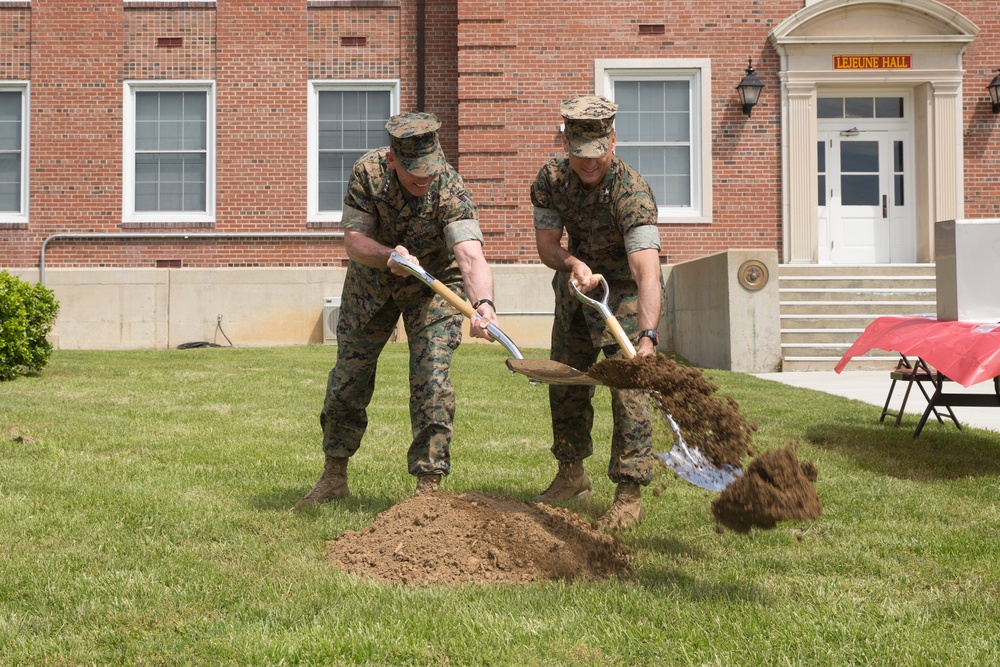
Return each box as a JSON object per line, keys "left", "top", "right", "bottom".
{"left": 569, "top": 276, "right": 741, "bottom": 492}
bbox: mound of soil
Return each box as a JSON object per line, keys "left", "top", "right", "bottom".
{"left": 587, "top": 354, "right": 755, "bottom": 469}
{"left": 711, "top": 443, "right": 823, "bottom": 533}
{"left": 325, "top": 491, "right": 631, "bottom": 586}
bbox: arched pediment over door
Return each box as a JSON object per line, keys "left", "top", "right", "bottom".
{"left": 769, "top": 0, "right": 978, "bottom": 264}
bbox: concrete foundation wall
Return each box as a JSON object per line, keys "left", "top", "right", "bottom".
{"left": 15, "top": 253, "right": 781, "bottom": 373}
{"left": 663, "top": 249, "right": 782, "bottom": 373}
{"left": 12, "top": 266, "right": 559, "bottom": 352}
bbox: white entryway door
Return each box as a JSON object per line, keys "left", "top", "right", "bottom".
{"left": 818, "top": 128, "right": 914, "bottom": 264}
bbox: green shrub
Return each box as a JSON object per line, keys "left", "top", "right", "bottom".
{"left": 0, "top": 271, "right": 60, "bottom": 381}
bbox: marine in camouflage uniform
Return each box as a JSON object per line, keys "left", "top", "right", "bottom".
{"left": 297, "top": 112, "right": 498, "bottom": 507}
{"left": 530, "top": 95, "right": 664, "bottom": 530}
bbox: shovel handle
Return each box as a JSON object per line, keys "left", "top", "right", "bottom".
{"left": 389, "top": 252, "right": 524, "bottom": 360}
{"left": 570, "top": 275, "right": 637, "bottom": 359}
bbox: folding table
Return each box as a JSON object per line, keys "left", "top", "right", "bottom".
{"left": 835, "top": 316, "right": 1000, "bottom": 437}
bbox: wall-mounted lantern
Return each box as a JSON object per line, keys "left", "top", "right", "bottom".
{"left": 736, "top": 58, "right": 764, "bottom": 117}
{"left": 988, "top": 69, "right": 1000, "bottom": 113}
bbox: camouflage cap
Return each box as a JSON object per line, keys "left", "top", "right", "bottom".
{"left": 560, "top": 95, "right": 618, "bottom": 158}
{"left": 385, "top": 112, "right": 447, "bottom": 178}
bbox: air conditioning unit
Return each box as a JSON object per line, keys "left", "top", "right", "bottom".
{"left": 323, "top": 296, "right": 341, "bottom": 345}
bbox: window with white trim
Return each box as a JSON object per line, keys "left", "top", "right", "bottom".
{"left": 123, "top": 81, "right": 215, "bottom": 224}
{"left": 308, "top": 80, "right": 399, "bottom": 224}
{"left": 0, "top": 83, "right": 28, "bottom": 223}
{"left": 598, "top": 60, "right": 712, "bottom": 223}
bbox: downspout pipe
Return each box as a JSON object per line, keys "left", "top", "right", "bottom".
{"left": 416, "top": 0, "right": 425, "bottom": 111}
{"left": 38, "top": 232, "right": 344, "bottom": 286}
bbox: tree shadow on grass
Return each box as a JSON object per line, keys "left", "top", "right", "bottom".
{"left": 803, "top": 421, "right": 1000, "bottom": 481}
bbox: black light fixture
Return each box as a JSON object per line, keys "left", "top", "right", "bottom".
{"left": 736, "top": 58, "right": 764, "bottom": 117}
{"left": 988, "top": 69, "right": 1000, "bottom": 113}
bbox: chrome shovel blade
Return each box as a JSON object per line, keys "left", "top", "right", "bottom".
{"left": 656, "top": 413, "right": 742, "bottom": 493}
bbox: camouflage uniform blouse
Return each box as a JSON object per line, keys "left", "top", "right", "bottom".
{"left": 339, "top": 147, "right": 482, "bottom": 332}
{"left": 530, "top": 155, "right": 660, "bottom": 346}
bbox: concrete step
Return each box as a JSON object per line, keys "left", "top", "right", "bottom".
{"left": 779, "top": 276, "right": 936, "bottom": 290}
{"left": 780, "top": 314, "right": 902, "bottom": 329}
{"left": 782, "top": 355, "right": 901, "bottom": 372}
{"left": 777, "top": 264, "right": 936, "bottom": 277}
{"left": 779, "top": 301, "right": 936, "bottom": 316}
{"left": 781, "top": 328, "right": 867, "bottom": 344}
{"left": 780, "top": 287, "right": 935, "bottom": 302}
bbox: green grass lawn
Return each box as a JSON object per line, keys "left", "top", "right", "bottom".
{"left": 1, "top": 345, "right": 998, "bottom": 666}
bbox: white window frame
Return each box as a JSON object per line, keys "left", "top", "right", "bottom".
{"left": 0, "top": 81, "right": 28, "bottom": 224}
{"left": 122, "top": 80, "right": 216, "bottom": 225}
{"left": 307, "top": 79, "right": 400, "bottom": 224}
{"left": 596, "top": 59, "right": 712, "bottom": 224}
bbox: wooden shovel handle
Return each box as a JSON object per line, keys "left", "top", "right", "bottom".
{"left": 570, "top": 275, "right": 637, "bottom": 358}
{"left": 389, "top": 252, "right": 524, "bottom": 359}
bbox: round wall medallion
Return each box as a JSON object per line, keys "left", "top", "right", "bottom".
{"left": 738, "top": 259, "right": 769, "bottom": 291}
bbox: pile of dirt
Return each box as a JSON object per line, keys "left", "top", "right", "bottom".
{"left": 711, "top": 443, "right": 823, "bottom": 533}
{"left": 588, "top": 354, "right": 822, "bottom": 533}
{"left": 325, "top": 491, "right": 631, "bottom": 586}
{"left": 587, "top": 354, "right": 755, "bottom": 468}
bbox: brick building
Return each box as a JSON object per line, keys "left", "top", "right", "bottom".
{"left": 2, "top": 0, "right": 998, "bottom": 355}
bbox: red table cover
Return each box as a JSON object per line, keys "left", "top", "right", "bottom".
{"left": 834, "top": 316, "right": 1000, "bottom": 387}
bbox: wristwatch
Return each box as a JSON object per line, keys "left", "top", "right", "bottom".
{"left": 639, "top": 329, "right": 659, "bottom": 346}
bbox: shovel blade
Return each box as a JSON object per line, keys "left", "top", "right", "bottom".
{"left": 505, "top": 359, "right": 602, "bottom": 385}
{"left": 656, "top": 447, "right": 742, "bottom": 492}
{"left": 657, "top": 412, "right": 742, "bottom": 492}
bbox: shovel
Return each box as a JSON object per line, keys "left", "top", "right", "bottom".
{"left": 389, "top": 252, "right": 601, "bottom": 385}
{"left": 569, "top": 276, "right": 742, "bottom": 492}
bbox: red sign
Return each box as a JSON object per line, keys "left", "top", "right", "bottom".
{"left": 833, "top": 55, "right": 911, "bottom": 70}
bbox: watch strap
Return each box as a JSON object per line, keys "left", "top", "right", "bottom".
{"left": 639, "top": 329, "right": 659, "bottom": 344}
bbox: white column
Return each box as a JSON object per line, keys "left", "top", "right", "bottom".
{"left": 931, "top": 80, "right": 963, "bottom": 232}
{"left": 784, "top": 82, "right": 818, "bottom": 263}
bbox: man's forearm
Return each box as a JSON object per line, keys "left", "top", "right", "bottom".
{"left": 344, "top": 230, "right": 394, "bottom": 269}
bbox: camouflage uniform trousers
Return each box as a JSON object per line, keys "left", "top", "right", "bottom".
{"left": 320, "top": 298, "right": 463, "bottom": 477}
{"left": 548, "top": 303, "right": 654, "bottom": 485}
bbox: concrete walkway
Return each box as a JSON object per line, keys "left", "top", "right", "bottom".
{"left": 754, "top": 370, "right": 1000, "bottom": 434}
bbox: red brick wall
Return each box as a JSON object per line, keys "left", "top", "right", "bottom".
{"left": 3, "top": 0, "right": 1000, "bottom": 271}
{"left": 17, "top": 1, "right": 127, "bottom": 268}
{"left": 214, "top": 3, "right": 308, "bottom": 234}
{"left": 960, "top": 11, "right": 1000, "bottom": 220}
{"left": 0, "top": 4, "right": 31, "bottom": 265}
{"left": 454, "top": 0, "right": 793, "bottom": 264}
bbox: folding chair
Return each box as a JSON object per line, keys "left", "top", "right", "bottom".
{"left": 879, "top": 355, "right": 961, "bottom": 429}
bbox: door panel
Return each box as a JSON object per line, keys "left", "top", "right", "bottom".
{"left": 820, "top": 132, "right": 916, "bottom": 264}
{"left": 831, "top": 137, "right": 887, "bottom": 263}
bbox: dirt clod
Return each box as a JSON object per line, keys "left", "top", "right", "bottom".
{"left": 711, "top": 443, "right": 823, "bottom": 533}
{"left": 325, "top": 491, "right": 631, "bottom": 586}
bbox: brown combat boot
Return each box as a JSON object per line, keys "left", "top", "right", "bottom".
{"left": 295, "top": 456, "right": 350, "bottom": 508}
{"left": 593, "top": 482, "right": 644, "bottom": 532}
{"left": 414, "top": 474, "right": 442, "bottom": 495}
{"left": 533, "top": 460, "right": 593, "bottom": 503}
